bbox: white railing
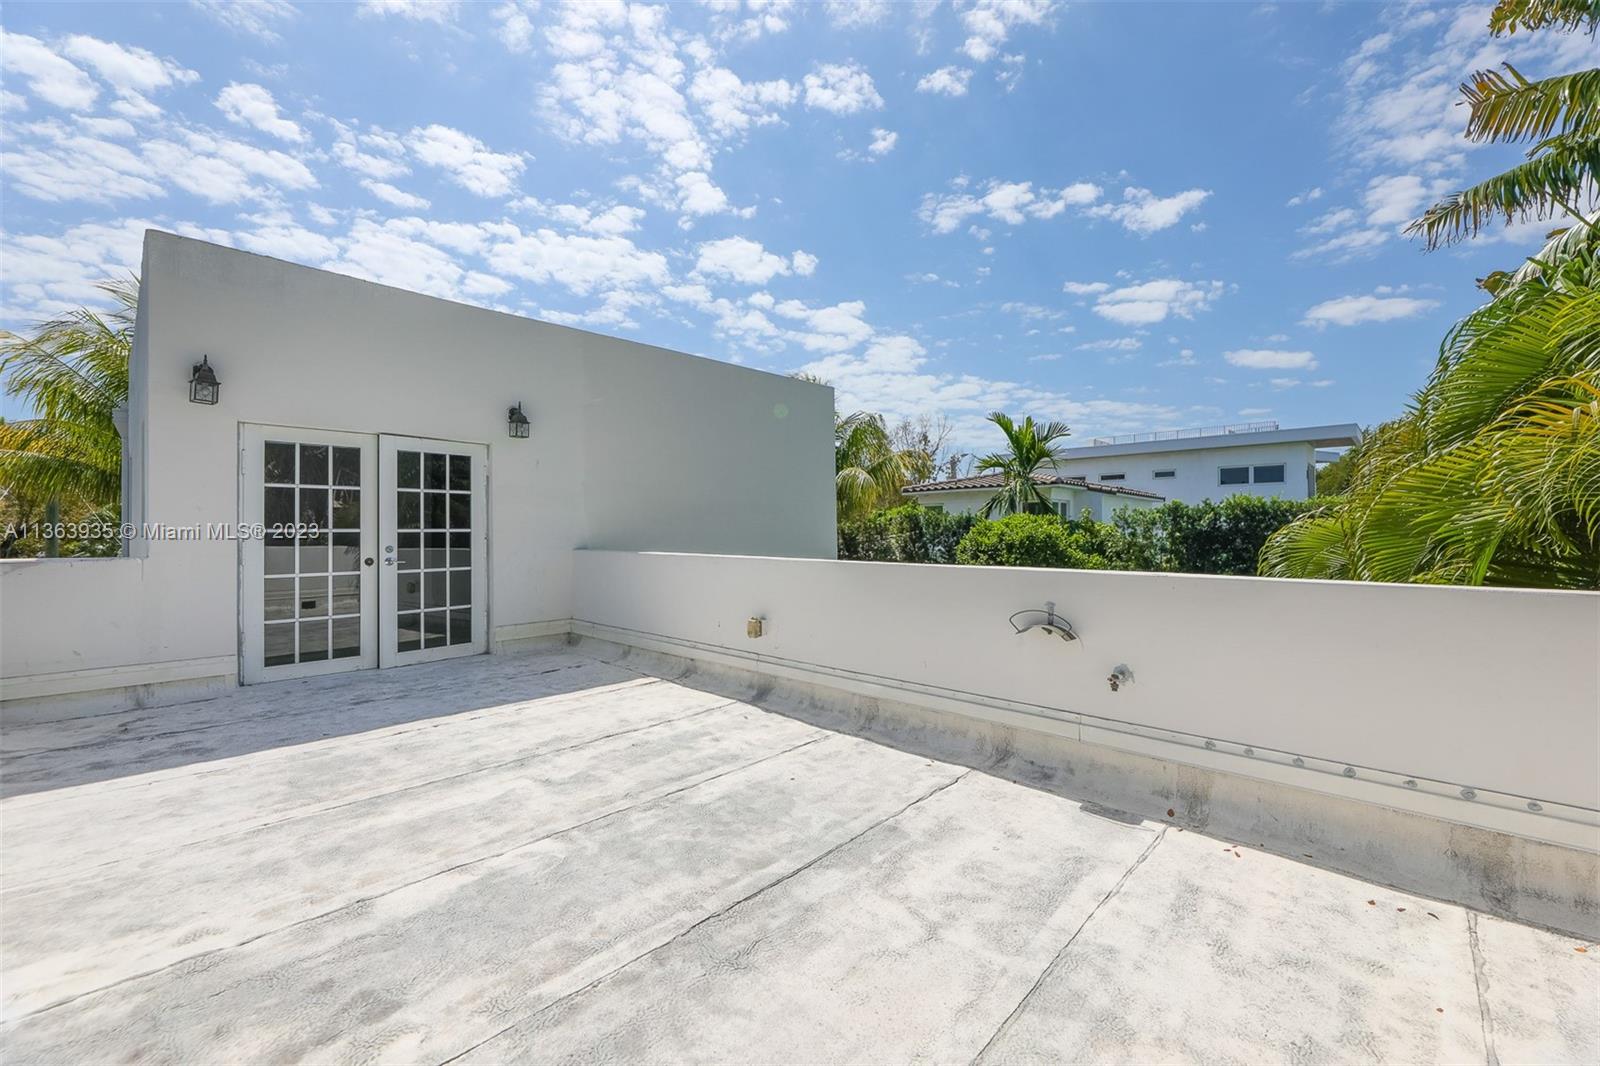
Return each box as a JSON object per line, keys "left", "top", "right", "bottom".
{"left": 1090, "top": 420, "right": 1280, "bottom": 446}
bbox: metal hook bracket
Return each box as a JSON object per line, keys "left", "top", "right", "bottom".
{"left": 1010, "top": 603, "right": 1077, "bottom": 643}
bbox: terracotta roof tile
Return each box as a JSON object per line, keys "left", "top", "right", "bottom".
{"left": 902, "top": 471, "right": 1164, "bottom": 501}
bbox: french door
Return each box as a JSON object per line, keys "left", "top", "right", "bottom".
{"left": 239, "top": 426, "right": 487, "bottom": 684}
{"left": 377, "top": 435, "right": 488, "bottom": 668}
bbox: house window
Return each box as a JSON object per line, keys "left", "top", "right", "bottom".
{"left": 1152, "top": 469, "right": 1176, "bottom": 479}
{"left": 923, "top": 503, "right": 944, "bottom": 513}
{"left": 1253, "top": 464, "right": 1286, "bottom": 484}
{"left": 1219, "top": 466, "right": 1250, "bottom": 485}
{"left": 1099, "top": 473, "right": 1125, "bottom": 481}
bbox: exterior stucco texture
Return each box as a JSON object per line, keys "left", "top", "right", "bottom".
{"left": 2, "top": 646, "right": 1595, "bottom": 1064}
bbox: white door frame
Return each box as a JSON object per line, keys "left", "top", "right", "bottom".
{"left": 239, "top": 424, "right": 379, "bottom": 684}
{"left": 377, "top": 434, "right": 490, "bottom": 668}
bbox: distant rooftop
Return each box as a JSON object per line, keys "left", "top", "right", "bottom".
{"left": 904, "top": 472, "right": 1164, "bottom": 500}
{"left": 1089, "top": 420, "right": 1279, "bottom": 446}
{"left": 1058, "top": 422, "right": 1362, "bottom": 461}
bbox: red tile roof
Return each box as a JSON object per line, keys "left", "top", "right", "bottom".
{"left": 902, "top": 471, "right": 1165, "bottom": 501}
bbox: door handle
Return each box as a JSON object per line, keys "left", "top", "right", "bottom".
{"left": 384, "top": 557, "right": 397, "bottom": 566}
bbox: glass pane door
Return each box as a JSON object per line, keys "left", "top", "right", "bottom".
{"left": 379, "top": 435, "right": 488, "bottom": 667}
{"left": 240, "top": 426, "right": 378, "bottom": 683}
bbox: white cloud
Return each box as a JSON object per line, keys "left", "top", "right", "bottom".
{"left": 773, "top": 297, "right": 875, "bottom": 352}
{"left": 695, "top": 236, "right": 804, "bottom": 285}
{"left": 331, "top": 123, "right": 409, "bottom": 180}
{"left": 1062, "top": 281, "right": 1110, "bottom": 296}
{"left": 192, "top": 0, "right": 299, "bottom": 43}
{"left": 358, "top": 0, "right": 460, "bottom": 23}
{"left": 0, "top": 31, "right": 99, "bottom": 110}
{"left": 867, "top": 128, "right": 897, "bottom": 157}
{"left": 1302, "top": 292, "right": 1439, "bottom": 327}
{"left": 1088, "top": 186, "right": 1211, "bottom": 235}
{"left": 61, "top": 34, "right": 198, "bottom": 95}
{"left": 361, "top": 179, "right": 430, "bottom": 210}
{"left": 1093, "top": 279, "right": 1224, "bottom": 326}
{"left": 234, "top": 218, "right": 339, "bottom": 263}
{"left": 486, "top": 225, "right": 671, "bottom": 297}
{"left": 675, "top": 170, "right": 731, "bottom": 216}
{"left": 143, "top": 132, "right": 318, "bottom": 203}
{"left": 791, "top": 250, "right": 818, "bottom": 276}
{"left": 2, "top": 218, "right": 150, "bottom": 320}
{"left": 688, "top": 67, "right": 797, "bottom": 137}
{"left": 960, "top": 0, "right": 1054, "bottom": 63}
{"left": 916, "top": 66, "right": 972, "bottom": 96}
{"left": 1286, "top": 186, "right": 1323, "bottom": 207}
{"left": 511, "top": 197, "right": 647, "bottom": 237}
{"left": 1077, "top": 337, "right": 1142, "bottom": 352}
{"left": 3, "top": 121, "right": 163, "bottom": 203}
{"left": 491, "top": 1, "right": 539, "bottom": 51}
{"left": 1362, "top": 173, "right": 1441, "bottom": 227}
{"left": 215, "top": 83, "right": 306, "bottom": 143}
{"left": 702, "top": 0, "right": 798, "bottom": 42}
{"left": 802, "top": 62, "right": 884, "bottom": 114}
{"left": 1225, "top": 349, "right": 1319, "bottom": 370}
{"left": 406, "top": 124, "right": 524, "bottom": 197}
{"left": 825, "top": 0, "right": 891, "bottom": 29}
{"left": 919, "top": 178, "right": 1100, "bottom": 234}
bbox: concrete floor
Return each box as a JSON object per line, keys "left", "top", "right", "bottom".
{"left": 1, "top": 646, "right": 1595, "bottom": 1064}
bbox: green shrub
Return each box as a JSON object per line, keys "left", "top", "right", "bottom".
{"left": 954, "top": 513, "right": 1109, "bottom": 569}
{"left": 838, "top": 504, "right": 978, "bottom": 563}
{"left": 1106, "top": 496, "right": 1323, "bottom": 575}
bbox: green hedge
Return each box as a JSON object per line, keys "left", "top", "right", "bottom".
{"left": 837, "top": 504, "right": 978, "bottom": 563}
{"left": 844, "top": 496, "right": 1322, "bottom": 575}
{"left": 953, "top": 513, "right": 1110, "bottom": 569}
{"left": 1105, "top": 496, "right": 1325, "bottom": 576}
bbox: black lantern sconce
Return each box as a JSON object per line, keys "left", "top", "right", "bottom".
{"left": 189, "top": 356, "right": 220, "bottom": 405}
{"left": 508, "top": 402, "right": 530, "bottom": 438}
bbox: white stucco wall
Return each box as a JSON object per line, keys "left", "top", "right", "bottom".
{"left": 571, "top": 551, "right": 1600, "bottom": 838}
{"left": 0, "top": 232, "right": 834, "bottom": 697}
{"left": 1053, "top": 441, "right": 1319, "bottom": 503}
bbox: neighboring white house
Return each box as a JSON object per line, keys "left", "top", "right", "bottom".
{"left": 902, "top": 472, "right": 1164, "bottom": 520}
{"left": 0, "top": 231, "right": 836, "bottom": 704}
{"left": 1049, "top": 421, "right": 1362, "bottom": 504}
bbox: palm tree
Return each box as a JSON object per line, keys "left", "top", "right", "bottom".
{"left": 1264, "top": 3, "right": 1600, "bottom": 589}
{"left": 0, "top": 278, "right": 135, "bottom": 538}
{"left": 834, "top": 410, "right": 932, "bottom": 524}
{"left": 974, "top": 412, "right": 1071, "bottom": 518}
{"left": 1261, "top": 251, "right": 1600, "bottom": 588}
{"left": 1404, "top": 2, "right": 1598, "bottom": 269}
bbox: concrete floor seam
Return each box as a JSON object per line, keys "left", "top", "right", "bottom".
{"left": 433, "top": 767, "right": 976, "bottom": 1066}
{"left": 970, "top": 823, "right": 1169, "bottom": 1065}
{"left": 1467, "top": 912, "right": 1502, "bottom": 1066}
{"left": 2, "top": 730, "right": 836, "bottom": 1024}
{"left": 0, "top": 699, "right": 746, "bottom": 896}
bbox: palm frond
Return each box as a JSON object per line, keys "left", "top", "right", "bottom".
{"left": 1489, "top": 0, "right": 1600, "bottom": 36}
{"left": 1462, "top": 65, "right": 1600, "bottom": 143}
{"left": 1404, "top": 137, "right": 1600, "bottom": 248}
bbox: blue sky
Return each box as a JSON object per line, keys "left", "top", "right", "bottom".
{"left": 2, "top": 1, "right": 1594, "bottom": 446}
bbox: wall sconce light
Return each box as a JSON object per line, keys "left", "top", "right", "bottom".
{"left": 189, "top": 356, "right": 220, "bottom": 405}
{"left": 508, "top": 402, "right": 530, "bottom": 438}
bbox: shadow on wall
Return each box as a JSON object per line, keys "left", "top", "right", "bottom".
{"left": 0, "top": 649, "right": 632, "bottom": 800}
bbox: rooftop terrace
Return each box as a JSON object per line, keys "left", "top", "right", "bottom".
{"left": 1, "top": 644, "right": 1594, "bottom": 1064}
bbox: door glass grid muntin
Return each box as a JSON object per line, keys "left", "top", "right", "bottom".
{"left": 262, "top": 440, "right": 363, "bottom": 667}
{"left": 395, "top": 448, "right": 473, "bottom": 653}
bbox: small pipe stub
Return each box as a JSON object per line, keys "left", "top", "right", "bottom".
{"left": 746, "top": 616, "right": 764, "bottom": 639}
{"left": 1107, "top": 664, "right": 1133, "bottom": 692}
